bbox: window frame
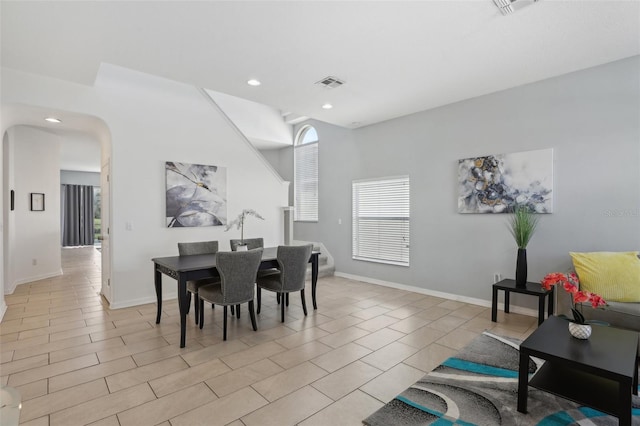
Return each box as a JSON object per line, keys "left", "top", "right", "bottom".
{"left": 294, "top": 125, "right": 319, "bottom": 222}
{"left": 352, "top": 175, "right": 410, "bottom": 266}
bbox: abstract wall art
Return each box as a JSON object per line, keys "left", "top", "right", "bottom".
{"left": 458, "top": 148, "right": 553, "bottom": 214}
{"left": 165, "top": 161, "right": 227, "bottom": 227}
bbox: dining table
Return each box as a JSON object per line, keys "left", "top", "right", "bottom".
{"left": 152, "top": 246, "right": 320, "bottom": 347}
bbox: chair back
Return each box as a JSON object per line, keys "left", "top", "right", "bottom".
{"left": 277, "top": 244, "right": 313, "bottom": 292}
{"left": 230, "top": 238, "right": 264, "bottom": 251}
{"left": 216, "top": 248, "right": 263, "bottom": 304}
{"left": 178, "top": 241, "right": 218, "bottom": 256}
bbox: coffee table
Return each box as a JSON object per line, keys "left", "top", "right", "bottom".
{"left": 518, "top": 316, "right": 639, "bottom": 425}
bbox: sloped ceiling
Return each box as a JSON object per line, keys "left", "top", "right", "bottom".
{"left": 2, "top": 1, "right": 639, "bottom": 130}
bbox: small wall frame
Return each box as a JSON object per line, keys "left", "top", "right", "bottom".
{"left": 30, "top": 193, "right": 45, "bottom": 211}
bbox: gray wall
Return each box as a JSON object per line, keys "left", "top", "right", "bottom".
{"left": 60, "top": 170, "right": 100, "bottom": 186}
{"left": 261, "top": 147, "right": 295, "bottom": 205}
{"left": 278, "top": 56, "right": 640, "bottom": 308}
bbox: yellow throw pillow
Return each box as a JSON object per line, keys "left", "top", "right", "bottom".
{"left": 569, "top": 251, "right": 640, "bottom": 302}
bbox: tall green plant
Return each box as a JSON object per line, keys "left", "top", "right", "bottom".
{"left": 508, "top": 205, "right": 539, "bottom": 249}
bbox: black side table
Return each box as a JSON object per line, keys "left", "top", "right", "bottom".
{"left": 491, "top": 278, "right": 554, "bottom": 326}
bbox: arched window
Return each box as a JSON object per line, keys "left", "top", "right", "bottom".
{"left": 294, "top": 125, "right": 318, "bottom": 222}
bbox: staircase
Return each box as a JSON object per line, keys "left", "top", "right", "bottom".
{"left": 291, "top": 240, "right": 335, "bottom": 279}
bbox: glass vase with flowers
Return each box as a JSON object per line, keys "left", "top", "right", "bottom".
{"left": 224, "top": 209, "right": 264, "bottom": 250}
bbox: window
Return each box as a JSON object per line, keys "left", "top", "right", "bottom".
{"left": 352, "top": 176, "right": 410, "bottom": 266}
{"left": 294, "top": 125, "right": 318, "bottom": 221}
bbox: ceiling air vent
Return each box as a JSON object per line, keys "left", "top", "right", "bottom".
{"left": 315, "top": 76, "right": 345, "bottom": 89}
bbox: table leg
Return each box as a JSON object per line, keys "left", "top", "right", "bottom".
{"left": 504, "top": 290, "right": 510, "bottom": 314}
{"left": 537, "top": 295, "right": 545, "bottom": 326}
{"left": 491, "top": 286, "right": 498, "bottom": 322}
{"left": 155, "top": 266, "right": 162, "bottom": 324}
{"left": 548, "top": 287, "right": 555, "bottom": 316}
{"left": 178, "top": 275, "right": 187, "bottom": 348}
{"left": 517, "top": 350, "right": 529, "bottom": 413}
{"left": 633, "top": 355, "right": 638, "bottom": 396}
{"left": 311, "top": 254, "right": 319, "bottom": 310}
{"left": 618, "top": 379, "right": 632, "bottom": 426}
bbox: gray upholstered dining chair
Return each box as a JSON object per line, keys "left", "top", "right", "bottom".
{"left": 229, "top": 238, "right": 265, "bottom": 316}
{"left": 177, "top": 240, "right": 219, "bottom": 325}
{"left": 231, "top": 237, "right": 278, "bottom": 281}
{"left": 230, "top": 238, "right": 264, "bottom": 251}
{"left": 255, "top": 244, "right": 313, "bottom": 322}
{"left": 197, "top": 248, "right": 263, "bottom": 340}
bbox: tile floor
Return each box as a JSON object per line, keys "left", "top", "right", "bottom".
{"left": 1, "top": 247, "right": 538, "bottom": 425}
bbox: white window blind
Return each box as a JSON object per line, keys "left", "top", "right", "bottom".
{"left": 352, "top": 176, "right": 410, "bottom": 266}
{"left": 294, "top": 140, "right": 318, "bottom": 222}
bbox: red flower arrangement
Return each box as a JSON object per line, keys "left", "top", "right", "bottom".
{"left": 541, "top": 272, "right": 607, "bottom": 324}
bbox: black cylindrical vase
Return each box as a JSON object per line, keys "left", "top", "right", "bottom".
{"left": 515, "top": 248, "right": 527, "bottom": 288}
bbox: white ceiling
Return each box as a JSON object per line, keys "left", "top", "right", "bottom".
{"left": 1, "top": 0, "right": 639, "bottom": 131}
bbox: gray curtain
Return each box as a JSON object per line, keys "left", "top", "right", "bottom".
{"left": 61, "top": 184, "right": 94, "bottom": 246}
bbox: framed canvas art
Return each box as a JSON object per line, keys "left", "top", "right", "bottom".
{"left": 165, "top": 161, "right": 227, "bottom": 227}
{"left": 458, "top": 148, "right": 553, "bottom": 213}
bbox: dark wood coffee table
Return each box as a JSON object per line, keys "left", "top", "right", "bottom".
{"left": 518, "top": 316, "right": 639, "bottom": 425}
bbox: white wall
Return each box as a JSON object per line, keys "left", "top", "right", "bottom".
{"left": 207, "top": 90, "right": 293, "bottom": 149}
{"left": 8, "top": 126, "right": 62, "bottom": 289}
{"left": 1, "top": 65, "right": 289, "bottom": 311}
{"left": 1, "top": 132, "right": 11, "bottom": 318}
{"left": 286, "top": 56, "right": 640, "bottom": 310}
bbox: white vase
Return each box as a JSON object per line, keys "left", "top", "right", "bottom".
{"left": 568, "top": 322, "right": 592, "bottom": 339}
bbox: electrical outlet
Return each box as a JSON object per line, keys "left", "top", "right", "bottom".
{"left": 493, "top": 273, "right": 502, "bottom": 283}
{"left": 32, "top": 258, "right": 37, "bottom": 266}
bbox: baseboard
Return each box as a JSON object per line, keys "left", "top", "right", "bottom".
{"left": 334, "top": 271, "right": 538, "bottom": 318}
{"left": 109, "top": 293, "right": 178, "bottom": 310}
{"left": 0, "top": 300, "right": 7, "bottom": 322}
{"left": 8, "top": 269, "right": 63, "bottom": 293}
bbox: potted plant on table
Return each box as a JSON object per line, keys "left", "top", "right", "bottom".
{"left": 541, "top": 272, "right": 607, "bottom": 339}
{"left": 225, "top": 209, "right": 264, "bottom": 250}
{"left": 508, "top": 205, "right": 539, "bottom": 288}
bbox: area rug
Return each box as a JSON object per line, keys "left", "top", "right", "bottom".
{"left": 363, "top": 332, "right": 640, "bottom": 426}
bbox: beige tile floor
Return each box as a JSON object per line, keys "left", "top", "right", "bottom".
{"left": 1, "top": 247, "right": 538, "bottom": 425}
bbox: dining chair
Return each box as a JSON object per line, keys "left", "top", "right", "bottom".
{"left": 256, "top": 244, "right": 313, "bottom": 322}
{"left": 177, "top": 240, "right": 219, "bottom": 325}
{"left": 231, "top": 237, "right": 278, "bottom": 302}
{"left": 229, "top": 238, "right": 265, "bottom": 316}
{"left": 230, "top": 238, "right": 264, "bottom": 251}
{"left": 198, "top": 248, "right": 263, "bottom": 340}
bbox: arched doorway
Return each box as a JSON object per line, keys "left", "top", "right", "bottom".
{"left": 1, "top": 105, "right": 112, "bottom": 315}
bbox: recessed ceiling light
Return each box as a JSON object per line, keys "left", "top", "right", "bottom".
{"left": 45, "top": 117, "right": 62, "bottom": 123}
{"left": 247, "top": 79, "right": 261, "bottom": 86}
{"left": 322, "top": 103, "right": 333, "bottom": 110}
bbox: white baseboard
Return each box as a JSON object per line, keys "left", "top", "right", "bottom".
{"left": 334, "top": 271, "right": 538, "bottom": 318}
{"left": 109, "top": 293, "right": 178, "bottom": 310}
{"left": 8, "top": 269, "right": 63, "bottom": 293}
{"left": 0, "top": 300, "right": 7, "bottom": 322}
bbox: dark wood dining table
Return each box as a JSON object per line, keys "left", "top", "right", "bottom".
{"left": 152, "top": 247, "right": 320, "bottom": 347}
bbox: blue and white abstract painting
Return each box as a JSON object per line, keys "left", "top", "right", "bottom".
{"left": 458, "top": 148, "right": 553, "bottom": 214}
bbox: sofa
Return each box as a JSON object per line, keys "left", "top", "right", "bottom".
{"left": 556, "top": 251, "right": 640, "bottom": 349}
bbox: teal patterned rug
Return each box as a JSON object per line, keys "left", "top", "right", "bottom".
{"left": 363, "top": 332, "right": 640, "bottom": 426}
